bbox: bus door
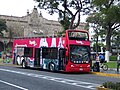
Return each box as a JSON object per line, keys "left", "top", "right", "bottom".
{"left": 34, "top": 48, "right": 40, "bottom": 67}
{"left": 59, "top": 49, "right": 66, "bottom": 70}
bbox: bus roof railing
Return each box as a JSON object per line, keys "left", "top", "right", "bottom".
{"left": 13, "top": 34, "right": 65, "bottom": 39}
{"left": 13, "top": 30, "right": 88, "bottom": 39}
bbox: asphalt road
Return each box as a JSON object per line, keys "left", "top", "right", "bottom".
{"left": 0, "top": 65, "right": 119, "bottom": 90}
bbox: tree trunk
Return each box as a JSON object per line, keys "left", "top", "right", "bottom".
{"left": 96, "top": 36, "right": 99, "bottom": 53}
{"left": 69, "top": 15, "right": 75, "bottom": 29}
{"left": 105, "top": 28, "right": 112, "bottom": 62}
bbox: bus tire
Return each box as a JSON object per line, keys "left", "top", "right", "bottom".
{"left": 16, "top": 56, "right": 21, "bottom": 65}
{"left": 22, "top": 60, "right": 27, "bottom": 69}
{"left": 49, "top": 63, "right": 55, "bottom": 71}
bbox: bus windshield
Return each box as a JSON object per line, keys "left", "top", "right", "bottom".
{"left": 70, "top": 45, "right": 90, "bottom": 64}
{"left": 68, "top": 31, "right": 88, "bottom": 40}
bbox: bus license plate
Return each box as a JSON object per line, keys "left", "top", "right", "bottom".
{"left": 79, "top": 68, "right": 83, "bottom": 71}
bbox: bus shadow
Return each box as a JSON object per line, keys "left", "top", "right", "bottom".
{"left": 59, "top": 71, "right": 91, "bottom": 75}
{"left": 16, "top": 67, "right": 91, "bottom": 75}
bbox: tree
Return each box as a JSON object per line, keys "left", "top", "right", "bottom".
{"left": 0, "top": 19, "right": 7, "bottom": 36}
{"left": 111, "top": 29, "right": 120, "bottom": 53}
{"left": 93, "top": 43, "right": 105, "bottom": 52}
{"left": 59, "top": 15, "right": 70, "bottom": 33}
{"left": 87, "top": 14, "right": 106, "bottom": 53}
{"left": 34, "top": 0, "right": 91, "bottom": 31}
{"left": 87, "top": 0, "right": 120, "bottom": 61}
{"left": 7, "top": 26, "right": 14, "bottom": 42}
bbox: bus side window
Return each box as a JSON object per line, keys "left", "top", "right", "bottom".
{"left": 24, "top": 47, "right": 33, "bottom": 57}
{"left": 42, "top": 48, "right": 58, "bottom": 59}
{"left": 42, "top": 48, "right": 49, "bottom": 59}
{"left": 50, "top": 48, "right": 58, "bottom": 59}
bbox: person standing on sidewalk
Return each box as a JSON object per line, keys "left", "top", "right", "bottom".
{"left": 2, "top": 52, "right": 6, "bottom": 63}
{"left": 96, "top": 53, "right": 100, "bottom": 72}
{"left": 93, "top": 53, "right": 100, "bottom": 72}
{"left": 117, "top": 53, "right": 120, "bottom": 73}
{"left": 6, "top": 52, "right": 10, "bottom": 63}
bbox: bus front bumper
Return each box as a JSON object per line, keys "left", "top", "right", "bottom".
{"left": 65, "top": 67, "right": 90, "bottom": 73}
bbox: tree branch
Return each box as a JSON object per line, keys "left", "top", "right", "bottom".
{"left": 108, "top": 0, "right": 114, "bottom": 8}
{"left": 112, "top": 24, "right": 120, "bottom": 30}
{"left": 72, "top": 11, "right": 80, "bottom": 29}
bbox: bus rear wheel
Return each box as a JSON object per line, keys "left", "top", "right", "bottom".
{"left": 16, "top": 56, "right": 21, "bottom": 65}
{"left": 49, "top": 63, "right": 55, "bottom": 71}
{"left": 22, "top": 61, "right": 27, "bottom": 69}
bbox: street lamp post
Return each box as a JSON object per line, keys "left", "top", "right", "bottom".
{"left": 1, "top": 39, "right": 7, "bottom": 63}
{"left": 91, "top": 37, "right": 98, "bottom": 53}
{"left": 4, "top": 41, "right": 6, "bottom": 52}
{"left": 3, "top": 39, "right": 10, "bottom": 63}
{"left": 3, "top": 40, "right": 7, "bottom": 52}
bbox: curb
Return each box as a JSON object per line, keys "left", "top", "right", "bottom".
{"left": 96, "top": 86, "right": 109, "bottom": 90}
{"left": 90, "top": 72, "right": 120, "bottom": 78}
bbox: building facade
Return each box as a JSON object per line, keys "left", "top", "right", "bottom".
{"left": 0, "top": 7, "right": 63, "bottom": 37}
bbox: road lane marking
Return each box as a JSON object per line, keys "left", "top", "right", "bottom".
{"left": 0, "top": 68, "right": 99, "bottom": 90}
{"left": 0, "top": 80, "right": 28, "bottom": 90}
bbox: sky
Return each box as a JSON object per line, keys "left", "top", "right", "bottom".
{"left": 0, "top": 0, "right": 87, "bottom": 22}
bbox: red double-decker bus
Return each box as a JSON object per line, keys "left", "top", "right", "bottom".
{"left": 12, "top": 30, "right": 91, "bottom": 72}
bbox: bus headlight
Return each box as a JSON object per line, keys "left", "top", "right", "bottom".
{"left": 87, "top": 65, "right": 90, "bottom": 67}
{"left": 74, "top": 61, "right": 76, "bottom": 63}
{"left": 71, "top": 65, "right": 74, "bottom": 67}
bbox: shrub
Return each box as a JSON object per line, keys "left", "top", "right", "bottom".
{"left": 102, "top": 82, "right": 120, "bottom": 90}
{"left": 110, "top": 55, "right": 117, "bottom": 61}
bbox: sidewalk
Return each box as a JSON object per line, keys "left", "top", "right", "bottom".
{"left": 91, "top": 61, "right": 120, "bottom": 78}
{"left": 0, "top": 61, "right": 20, "bottom": 67}
{"left": 91, "top": 68, "right": 120, "bottom": 78}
